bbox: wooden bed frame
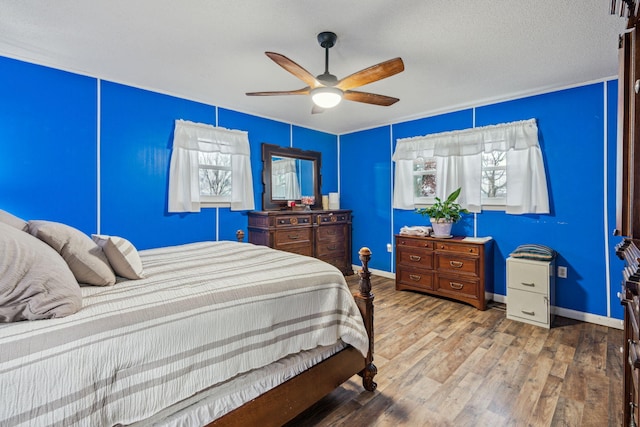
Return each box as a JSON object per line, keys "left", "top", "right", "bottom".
{"left": 209, "top": 237, "right": 377, "bottom": 427}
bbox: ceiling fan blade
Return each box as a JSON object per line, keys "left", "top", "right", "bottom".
{"left": 336, "top": 57, "right": 404, "bottom": 91}
{"left": 246, "top": 87, "right": 311, "bottom": 96}
{"left": 343, "top": 90, "right": 400, "bottom": 106}
{"left": 265, "top": 52, "right": 319, "bottom": 88}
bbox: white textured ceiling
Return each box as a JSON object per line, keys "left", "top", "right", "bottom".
{"left": 0, "top": 1, "right": 628, "bottom": 134}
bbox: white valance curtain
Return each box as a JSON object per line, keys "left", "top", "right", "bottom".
{"left": 393, "top": 119, "right": 549, "bottom": 214}
{"left": 168, "top": 119, "right": 254, "bottom": 212}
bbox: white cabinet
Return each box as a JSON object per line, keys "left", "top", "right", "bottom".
{"left": 506, "top": 257, "right": 555, "bottom": 328}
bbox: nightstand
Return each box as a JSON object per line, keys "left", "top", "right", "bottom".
{"left": 506, "top": 257, "right": 555, "bottom": 328}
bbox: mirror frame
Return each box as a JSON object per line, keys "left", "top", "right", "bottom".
{"left": 262, "top": 143, "right": 322, "bottom": 211}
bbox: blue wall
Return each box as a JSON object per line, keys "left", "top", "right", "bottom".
{"left": 0, "top": 54, "right": 622, "bottom": 321}
{"left": 0, "top": 57, "right": 338, "bottom": 249}
{"left": 342, "top": 82, "right": 622, "bottom": 321}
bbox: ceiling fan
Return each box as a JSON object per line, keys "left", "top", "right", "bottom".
{"left": 246, "top": 31, "right": 404, "bottom": 113}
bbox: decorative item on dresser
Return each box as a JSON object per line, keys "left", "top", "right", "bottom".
{"left": 617, "top": 238, "right": 640, "bottom": 426}
{"left": 395, "top": 234, "right": 493, "bottom": 310}
{"left": 248, "top": 210, "right": 353, "bottom": 275}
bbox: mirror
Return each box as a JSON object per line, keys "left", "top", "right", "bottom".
{"left": 262, "top": 143, "right": 322, "bottom": 210}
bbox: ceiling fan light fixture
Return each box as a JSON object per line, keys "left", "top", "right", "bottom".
{"left": 311, "top": 87, "right": 343, "bottom": 109}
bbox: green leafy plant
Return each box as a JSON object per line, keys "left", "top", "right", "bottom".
{"left": 415, "top": 187, "right": 469, "bottom": 223}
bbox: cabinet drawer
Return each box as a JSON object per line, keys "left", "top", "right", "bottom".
{"left": 507, "top": 258, "right": 551, "bottom": 294}
{"left": 397, "top": 249, "right": 433, "bottom": 269}
{"left": 316, "top": 212, "right": 349, "bottom": 225}
{"left": 435, "top": 253, "right": 479, "bottom": 276}
{"left": 435, "top": 275, "right": 479, "bottom": 299}
{"left": 274, "top": 228, "right": 312, "bottom": 246}
{"left": 279, "top": 244, "right": 313, "bottom": 257}
{"left": 275, "top": 215, "right": 312, "bottom": 227}
{"left": 319, "top": 255, "right": 347, "bottom": 272}
{"left": 506, "top": 288, "right": 549, "bottom": 325}
{"left": 316, "top": 241, "right": 344, "bottom": 257}
{"left": 317, "top": 224, "right": 344, "bottom": 241}
{"left": 433, "top": 241, "right": 479, "bottom": 255}
{"left": 397, "top": 267, "right": 434, "bottom": 290}
{"left": 396, "top": 237, "right": 434, "bottom": 250}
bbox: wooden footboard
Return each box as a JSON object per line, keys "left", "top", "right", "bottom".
{"left": 210, "top": 244, "right": 376, "bottom": 427}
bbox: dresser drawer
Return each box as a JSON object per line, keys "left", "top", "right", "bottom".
{"left": 397, "top": 248, "right": 433, "bottom": 269}
{"left": 433, "top": 241, "right": 479, "bottom": 255}
{"left": 316, "top": 241, "right": 344, "bottom": 257}
{"left": 317, "top": 224, "right": 344, "bottom": 241}
{"left": 274, "top": 215, "right": 312, "bottom": 228}
{"left": 278, "top": 244, "right": 313, "bottom": 257}
{"left": 435, "top": 253, "right": 479, "bottom": 276}
{"left": 319, "top": 255, "right": 348, "bottom": 272}
{"left": 507, "top": 258, "right": 551, "bottom": 294}
{"left": 435, "top": 275, "right": 479, "bottom": 299}
{"left": 396, "top": 237, "right": 434, "bottom": 250}
{"left": 316, "top": 212, "right": 349, "bottom": 225}
{"left": 274, "top": 228, "right": 312, "bottom": 246}
{"left": 506, "top": 288, "right": 549, "bottom": 325}
{"left": 396, "top": 267, "right": 434, "bottom": 291}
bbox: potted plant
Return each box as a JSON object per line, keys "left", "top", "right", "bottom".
{"left": 415, "top": 187, "right": 469, "bottom": 237}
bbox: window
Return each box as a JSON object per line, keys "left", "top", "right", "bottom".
{"left": 413, "top": 157, "right": 437, "bottom": 202}
{"left": 198, "top": 151, "right": 232, "bottom": 202}
{"left": 393, "top": 119, "right": 549, "bottom": 215}
{"left": 168, "top": 120, "right": 254, "bottom": 212}
{"left": 481, "top": 151, "right": 506, "bottom": 204}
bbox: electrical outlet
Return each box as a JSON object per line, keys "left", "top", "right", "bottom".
{"left": 386, "top": 243, "right": 392, "bottom": 253}
{"left": 557, "top": 266, "right": 567, "bottom": 279}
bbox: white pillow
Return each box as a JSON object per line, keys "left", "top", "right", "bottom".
{"left": 0, "top": 222, "right": 81, "bottom": 322}
{"left": 28, "top": 220, "right": 116, "bottom": 286}
{"left": 92, "top": 234, "right": 145, "bottom": 280}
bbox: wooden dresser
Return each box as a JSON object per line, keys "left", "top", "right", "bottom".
{"left": 248, "top": 210, "right": 353, "bottom": 275}
{"left": 395, "top": 234, "right": 493, "bottom": 310}
{"left": 617, "top": 238, "right": 640, "bottom": 425}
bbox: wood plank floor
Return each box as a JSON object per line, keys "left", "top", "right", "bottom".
{"left": 286, "top": 274, "right": 624, "bottom": 427}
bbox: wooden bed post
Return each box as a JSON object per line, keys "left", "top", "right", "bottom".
{"left": 354, "top": 247, "right": 377, "bottom": 392}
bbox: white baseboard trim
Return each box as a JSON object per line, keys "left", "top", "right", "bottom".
{"left": 361, "top": 271, "right": 625, "bottom": 330}
{"left": 487, "top": 292, "right": 623, "bottom": 330}
{"left": 351, "top": 265, "right": 395, "bottom": 280}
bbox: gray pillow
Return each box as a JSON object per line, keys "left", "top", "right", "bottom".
{"left": 0, "top": 209, "right": 28, "bottom": 231}
{"left": 28, "top": 220, "right": 116, "bottom": 286}
{"left": 92, "top": 234, "right": 145, "bottom": 280}
{"left": 0, "top": 222, "right": 81, "bottom": 322}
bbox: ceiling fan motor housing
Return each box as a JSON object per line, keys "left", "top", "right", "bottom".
{"left": 317, "top": 31, "right": 337, "bottom": 49}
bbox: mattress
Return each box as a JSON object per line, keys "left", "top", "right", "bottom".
{"left": 0, "top": 241, "right": 368, "bottom": 426}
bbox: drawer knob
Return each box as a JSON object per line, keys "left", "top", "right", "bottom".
{"left": 449, "top": 282, "right": 464, "bottom": 290}
{"left": 449, "top": 261, "right": 463, "bottom": 268}
{"left": 288, "top": 234, "right": 299, "bottom": 240}
{"left": 521, "top": 282, "right": 535, "bottom": 287}
{"left": 409, "top": 274, "right": 421, "bottom": 281}
{"left": 327, "top": 245, "right": 337, "bottom": 251}
{"left": 327, "top": 230, "right": 337, "bottom": 235}
{"left": 521, "top": 310, "right": 535, "bottom": 316}
{"left": 410, "top": 255, "right": 422, "bottom": 262}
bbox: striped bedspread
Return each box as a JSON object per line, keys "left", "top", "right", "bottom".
{"left": 0, "top": 241, "right": 369, "bottom": 427}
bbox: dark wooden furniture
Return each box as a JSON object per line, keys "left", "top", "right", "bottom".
{"left": 209, "top": 247, "right": 376, "bottom": 427}
{"left": 617, "top": 239, "right": 640, "bottom": 426}
{"left": 248, "top": 210, "right": 353, "bottom": 275}
{"left": 615, "top": 4, "right": 640, "bottom": 424}
{"left": 395, "top": 234, "right": 493, "bottom": 310}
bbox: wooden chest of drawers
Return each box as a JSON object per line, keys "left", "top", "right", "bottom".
{"left": 617, "top": 238, "right": 640, "bottom": 425}
{"left": 395, "top": 234, "right": 493, "bottom": 310}
{"left": 248, "top": 210, "right": 352, "bottom": 275}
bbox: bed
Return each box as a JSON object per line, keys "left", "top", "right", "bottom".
{"left": 0, "top": 217, "right": 376, "bottom": 427}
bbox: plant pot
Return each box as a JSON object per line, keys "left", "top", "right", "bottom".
{"left": 430, "top": 220, "right": 453, "bottom": 237}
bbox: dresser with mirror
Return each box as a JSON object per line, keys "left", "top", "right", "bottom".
{"left": 248, "top": 143, "right": 353, "bottom": 275}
